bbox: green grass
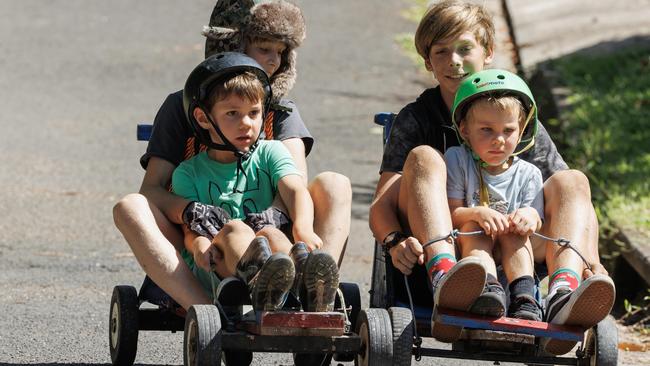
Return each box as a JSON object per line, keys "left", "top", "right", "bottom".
{"left": 395, "top": 0, "right": 428, "bottom": 68}
{"left": 548, "top": 46, "right": 650, "bottom": 236}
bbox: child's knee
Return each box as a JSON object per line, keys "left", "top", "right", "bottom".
{"left": 221, "top": 220, "right": 255, "bottom": 236}
{"left": 403, "top": 146, "right": 445, "bottom": 179}
{"left": 310, "top": 171, "right": 352, "bottom": 205}
{"left": 113, "top": 193, "right": 148, "bottom": 226}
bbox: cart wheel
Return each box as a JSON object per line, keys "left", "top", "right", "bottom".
{"left": 223, "top": 350, "right": 253, "bottom": 366}
{"left": 339, "top": 282, "right": 361, "bottom": 330}
{"left": 388, "top": 307, "right": 413, "bottom": 366}
{"left": 355, "top": 308, "right": 393, "bottom": 366}
{"left": 109, "top": 285, "right": 139, "bottom": 366}
{"left": 184, "top": 305, "right": 222, "bottom": 366}
{"left": 580, "top": 316, "right": 618, "bottom": 366}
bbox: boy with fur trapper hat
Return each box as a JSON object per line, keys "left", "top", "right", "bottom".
{"left": 113, "top": 0, "right": 351, "bottom": 323}
{"left": 203, "top": 0, "right": 305, "bottom": 104}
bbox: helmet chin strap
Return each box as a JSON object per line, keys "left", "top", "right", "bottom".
{"left": 201, "top": 105, "right": 263, "bottom": 193}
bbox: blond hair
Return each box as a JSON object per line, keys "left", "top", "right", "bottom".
{"left": 414, "top": 0, "right": 495, "bottom": 61}
{"left": 206, "top": 71, "right": 266, "bottom": 110}
{"left": 463, "top": 94, "right": 527, "bottom": 129}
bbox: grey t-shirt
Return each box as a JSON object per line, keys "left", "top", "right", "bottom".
{"left": 140, "top": 90, "right": 314, "bottom": 169}
{"left": 445, "top": 145, "right": 545, "bottom": 219}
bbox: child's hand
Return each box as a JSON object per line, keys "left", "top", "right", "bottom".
{"left": 474, "top": 206, "right": 509, "bottom": 235}
{"left": 294, "top": 229, "right": 323, "bottom": 251}
{"left": 508, "top": 208, "right": 541, "bottom": 236}
{"left": 389, "top": 237, "right": 424, "bottom": 275}
{"left": 192, "top": 236, "right": 220, "bottom": 272}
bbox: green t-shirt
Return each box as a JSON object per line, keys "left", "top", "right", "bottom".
{"left": 172, "top": 140, "right": 301, "bottom": 219}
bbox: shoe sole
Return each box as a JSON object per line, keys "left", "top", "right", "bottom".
{"left": 543, "top": 276, "right": 615, "bottom": 355}
{"left": 303, "top": 250, "right": 339, "bottom": 312}
{"left": 432, "top": 259, "right": 486, "bottom": 342}
{"left": 469, "top": 294, "right": 505, "bottom": 317}
{"left": 253, "top": 254, "right": 295, "bottom": 312}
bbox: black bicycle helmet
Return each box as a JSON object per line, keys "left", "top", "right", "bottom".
{"left": 183, "top": 52, "right": 272, "bottom": 155}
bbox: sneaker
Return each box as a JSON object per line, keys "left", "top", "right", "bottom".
{"left": 430, "top": 256, "right": 486, "bottom": 342}
{"left": 542, "top": 274, "right": 615, "bottom": 355}
{"left": 288, "top": 242, "right": 310, "bottom": 299}
{"left": 508, "top": 294, "right": 542, "bottom": 321}
{"left": 302, "top": 250, "right": 339, "bottom": 312}
{"left": 250, "top": 253, "right": 295, "bottom": 311}
{"left": 469, "top": 280, "right": 507, "bottom": 318}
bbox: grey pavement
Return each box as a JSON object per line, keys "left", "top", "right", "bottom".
{"left": 2, "top": 0, "right": 647, "bottom": 365}
{"left": 507, "top": 0, "right": 650, "bottom": 70}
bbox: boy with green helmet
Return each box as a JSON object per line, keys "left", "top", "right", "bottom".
{"left": 446, "top": 69, "right": 544, "bottom": 321}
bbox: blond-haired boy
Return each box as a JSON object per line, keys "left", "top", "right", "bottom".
{"left": 370, "top": 1, "right": 614, "bottom": 351}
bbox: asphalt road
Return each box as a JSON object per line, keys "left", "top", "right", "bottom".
{"left": 0, "top": 1, "right": 511, "bottom": 365}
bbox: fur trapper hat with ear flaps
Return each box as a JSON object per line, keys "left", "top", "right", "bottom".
{"left": 202, "top": 0, "right": 306, "bottom": 103}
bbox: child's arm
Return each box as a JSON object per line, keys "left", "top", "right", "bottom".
{"left": 278, "top": 174, "right": 322, "bottom": 250}
{"left": 181, "top": 225, "right": 220, "bottom": 272}
{"left": 140, "top": 157, "right": 190, "bottom": 224}
{"left": 281, "top": 138, "right": 309, "bottom": 185}
{"left": 508, "top": 166, "right": 544, "bottom": 236}
{"left": 448, "top": 198, "right": 510, "bottom": 235}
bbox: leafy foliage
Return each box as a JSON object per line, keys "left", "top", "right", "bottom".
{"left": 549, "top": 46, "right": 650, "bottom": 234}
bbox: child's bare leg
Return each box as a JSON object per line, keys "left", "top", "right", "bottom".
{"left": 498, "top": 233, "right": 534, "bottom": 282}
{"left": 212, "top": 220, "right": 256, "bottom": 277}
{"left": 255, "top": 226, "right": 293, "bottom": 254}
{"left": 113, "top": 193, "right": 210, "bottom": 309}
{"left": 458, "top": 221, "right": 497, "bottom": 276}
{"left": 308, "top": 172, "right": 352, "bottom": 266}
{"left": 499, "top": 233, "right": 542, "bottom": 320}
{"left": 398, "top": 146, "right": 455, "bottom": 264}
{"left": 459, "top": 221, "right": 506, "bottom": 317}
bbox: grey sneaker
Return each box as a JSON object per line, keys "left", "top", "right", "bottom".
{"left": 250, "top": 253, "right": 295, "bottom": 312}
{"left": 542, "top": 274, "right": 615, "bottom": 355}
{"left": 508, "top": 294, "right": 543, "bottom": 321}
{"left": 302, "top": 250, "right": 339, "bottom": 312}
{"left": 469, "top": 280, "right": 507, "bottom": 318}
{"left": 430, "top": 256, "right": 486, "bottom": 342}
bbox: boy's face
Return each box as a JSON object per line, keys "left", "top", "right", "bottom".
{"left": 426, "top": 31, "right": 493, "bottom": 100}
{"left": 245, "top": 39, "right": 287, "bottom": 77}
{"left": 460, "top": 102, "right": 520, "bottom": 171}
{"left": 196, "top": 94, "right": 263, "bottom": 153}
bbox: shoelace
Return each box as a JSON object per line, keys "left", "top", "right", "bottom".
{"left": 401, "top": 228, "right": 589, "bottom": 359}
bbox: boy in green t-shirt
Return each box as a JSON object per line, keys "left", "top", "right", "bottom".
{"left": 172, "top": 52, "right": 339, "bottom": 312}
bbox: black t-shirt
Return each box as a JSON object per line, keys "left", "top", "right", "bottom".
{"left": 140, "top": 90, "right": 314, "bottom": 169}
{"left": 380, "top": 86, "right": 568, "bottom": 181}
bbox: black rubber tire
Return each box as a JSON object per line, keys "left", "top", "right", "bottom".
{"left": 224, "top": 350, "right": 253, "bottom": 366}
{"left": 581, "top": 316, "right": 618, "bottom": 366}
{"left": 388, "top": 307, "right": 413, "bottom": 366}
{"left": 339, "top": 282, "right": 361, "bottom": 331}
{"left": 355, "top": 308, "right": 393, "bottom": 366}
{"left": 109, "top": 285, "right": 139, "bottom": 366}
{"left": 183, "top": 305, "right": 222, "bottom": 366}
{"left": 369, "top": 242, "right": 388, "bottom": 309}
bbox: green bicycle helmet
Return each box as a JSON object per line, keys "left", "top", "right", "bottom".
{"left": 451, "top": 69, "right": 539, "bottom": 156}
